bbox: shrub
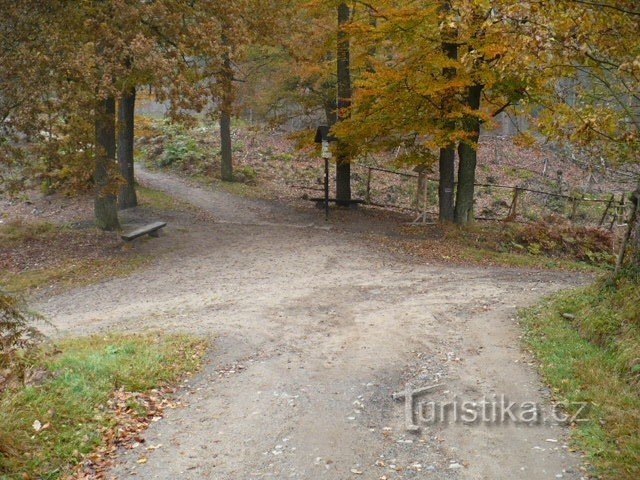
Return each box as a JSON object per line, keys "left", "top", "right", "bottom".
{"left": 508, "top": 217, "right": 614, "bottom": 263}
{"left": 0, "top": 289, "right": 43, "bottom": 389}
{"left": 158, "top": 134, "right": 202, "bottom": 167}
{"left": 235, "top": 165, "right": 258, "bottom": 184}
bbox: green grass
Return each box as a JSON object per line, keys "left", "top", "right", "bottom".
{"left": 520, "top": 272, "right": 640, "bottom": 479}
{"left": 458, "top": 245, "right": 605, "bottom": 272}
{"left": 0, "top": 333, "right": 207, "bottom": 479}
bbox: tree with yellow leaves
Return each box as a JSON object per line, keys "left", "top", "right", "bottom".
{"left": 333, "top": 0, "right": 532, "bottom": 224}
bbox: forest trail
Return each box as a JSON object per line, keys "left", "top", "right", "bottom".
{"left": 38, "top": 167, "right": 589, "bottom": 480}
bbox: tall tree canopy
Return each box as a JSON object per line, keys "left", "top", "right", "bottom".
{"left": 1, "top": 0, "right": 638, "bottom": 228}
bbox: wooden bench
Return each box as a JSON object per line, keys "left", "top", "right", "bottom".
{"left": 121, "top": 221, "right": 167, "bottom": 241}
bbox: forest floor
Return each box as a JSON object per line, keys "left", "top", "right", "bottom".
{"left": 30, "top": 165, "right": 596, "bottom": 480}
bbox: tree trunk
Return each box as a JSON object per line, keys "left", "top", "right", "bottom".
{"left": 220, "top": 108, "right": 232, "bottom": 182}
{"left": 438, "top": 32, "right": 458, "bottom": 222}
{"left": 336, "top": 2, "right": 352, "bottom": 205}
{"left": 117, "top": 86, "right": 137, "bottom": 209}
{"left": 635, "top": 196, "right": 640, "bottom": 268}
{"left": 94, "top": 96, "right": 120, "bottom": 230}
{"left": 220, "top": 47, "right": 233, "bottom": 182}
{"left": 454, "top": 84, "right": 483, "bottom": 225}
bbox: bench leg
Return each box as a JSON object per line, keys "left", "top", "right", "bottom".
{"left": 148, "top": 230, "right": 160, "bottom": 238}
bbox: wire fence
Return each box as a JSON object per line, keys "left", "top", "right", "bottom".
{"left": 300, "top": 162, "right": 632, "bottom": 229}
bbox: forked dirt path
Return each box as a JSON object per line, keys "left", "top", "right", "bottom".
{"left": 39, "top": 166, "right": 590, "bottom": 479}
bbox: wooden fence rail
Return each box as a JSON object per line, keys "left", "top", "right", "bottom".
{"left": 292, "top": 162, "right": 629, "bottom": 227}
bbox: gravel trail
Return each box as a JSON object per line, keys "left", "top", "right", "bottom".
{"left": 38, "top": 166, "right": 589, "bottom": 479}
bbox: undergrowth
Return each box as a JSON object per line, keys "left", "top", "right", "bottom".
{"left": 400, "top": 218, "right": 613, "bottom": 270}
{"left": 520, "top": 269, "right": 640, "bottom": 479}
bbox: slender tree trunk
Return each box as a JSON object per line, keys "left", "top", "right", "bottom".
{"left": 94, "top": 96, "right": 120, "bottom": 230}
{"left": 438, "top": 32, "right": 458, "bottom": 222}
{"left": 117, "top": 86, "right": 137, "bottom": 209}
{"left": 454, "top": 84, "right": 483, "bottom": 225}
{"left": 220, "top": 108, "right": 232, "bottom": 181}
{"left": 635, "top": 194, "right": 640, "bottom": 268}
{"left": 220, "top": 48, "right": 233, "bottom": 182}
{"left": 336, "top": 2, "right": 352, "bottom": 205}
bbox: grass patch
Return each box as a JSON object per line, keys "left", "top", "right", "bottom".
{"left": 520, "top": 273, "right": 640, "bottom": 479}
{"left": 137, "top": 185, "right": 195, "bottom": 212}
{"left": 0, "top": 220, "right": 58, "bottom": 245}
{"left": 0, "top": 256, "right": 150, "bottom": 296}
{"left": 457, "top": 245, "right": 603, "bottom": 271}
{"left": 0, "top": 332, "right": 207, "bottom": 479}
{"left": 214, "top": 178, "right": 269, "bottom": 200}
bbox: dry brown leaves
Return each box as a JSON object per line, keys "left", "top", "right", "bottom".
{"left": 63, "top": 387, "right": 184, "bottom": 480}
{"left": 0, "top": 192, "right": 123, "bottom": 275}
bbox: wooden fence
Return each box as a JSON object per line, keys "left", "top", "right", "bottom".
{"left": 294, "top": 162, "right": 631, "bottom": 228}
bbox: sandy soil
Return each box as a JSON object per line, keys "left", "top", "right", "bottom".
{"left": 36, "top": 165, "right": 591, "bottom": 479}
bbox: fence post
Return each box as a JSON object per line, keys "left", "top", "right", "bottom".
{"left": 505, "top": 186, "right": 520, "bottom": 222}
{"left": 615, "top": 190, "right": 639, "bottom": 275}
{"left": 610, "top": 192, "right": 625, "bottom": 230}
{"left": 599, "top": 194, "right": 615, "bottom": 227}
{"left": 569, "top": 195, "right": 580, "bottom": 222}
{"left": 365, "top": 167, "right": 372, "bottom": 204}
{"left": 415, "top": 171, "right": 426, "bottom": 212}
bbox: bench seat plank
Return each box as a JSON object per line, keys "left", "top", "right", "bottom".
{"left": 121, "top": 221, "right": 167, "bottom": 241}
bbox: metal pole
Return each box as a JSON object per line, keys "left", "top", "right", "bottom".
{"left": 324, "top": 157, "right": 330, "bottom": 221}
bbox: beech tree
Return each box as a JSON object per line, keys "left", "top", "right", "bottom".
{"left": 514, "top": 0, "right": 639, "bottom": 165}
{"left": 4, "top": 0, "right": 638, "bottom": 235}
{"left": 335, "top": 2, "right": 353, "bottom": 204}
{"left": 117, "top": 85, "right": 137, "bottom": 209}
{"left": 334, "top": 1, "right": 533, "bottom": 225}
{"left": 438, "top": 2, "right": 458, "bottom": 222}
{"left": 187, "top": 0, "right": 284, "bottom": 182}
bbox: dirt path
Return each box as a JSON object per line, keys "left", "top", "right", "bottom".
{"left": 38, "top": 167, "right": 589, "bottom": 480}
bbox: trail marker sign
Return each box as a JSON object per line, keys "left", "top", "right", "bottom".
{"left": 314, "top": 126, "right": 337, "bottom": 220}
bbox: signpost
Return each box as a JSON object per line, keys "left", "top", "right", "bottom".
{"left": 314, "top": 126, "right": 336, "bottom": 221}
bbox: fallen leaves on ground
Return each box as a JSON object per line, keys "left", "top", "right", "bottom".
{"left": 63, "top": 387, "right": 183, "bottom": 479}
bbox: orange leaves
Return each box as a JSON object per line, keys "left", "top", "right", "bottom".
{"left": 333, "top": 0, "right": 529, "bottom": 160}
{"left": 518, "top": 0, "right": 640, "bottom": 164}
